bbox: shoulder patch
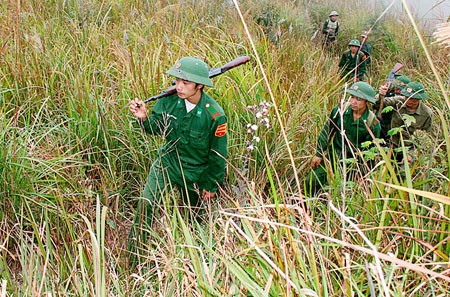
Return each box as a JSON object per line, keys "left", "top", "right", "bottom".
{"left": 215, "top": 123, "right": 227, "bottom": 137}
{"left": 205, "top": 103, "right": 223, "bottom": 120}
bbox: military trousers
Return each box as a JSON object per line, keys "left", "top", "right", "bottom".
{"left": 128, "top": 156, "right": 206, "bottom": 246}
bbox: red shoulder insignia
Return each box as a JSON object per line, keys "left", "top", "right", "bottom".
{"left": 215, "top": 123, "right": 227, "bottom": 137}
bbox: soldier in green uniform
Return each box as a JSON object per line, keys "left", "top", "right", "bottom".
{"left": 375, "top": 81, "right": 432, "bottom": 162}
{"left": 338, "top": 39, "right": 367, "bottom": 82}
{"left": 129, "top": 57, "right": 228, "bottom": 238}
{"left": 305, "top": 82, "right": 381, "bottom": 195}
{"left": 374, "top": 75, "right": 411, "bottom": 141}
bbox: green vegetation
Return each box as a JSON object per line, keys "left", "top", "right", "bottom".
{"left": 1, "top": 0, "right": 449, "bottom": 295}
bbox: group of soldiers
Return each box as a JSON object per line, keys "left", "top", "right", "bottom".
{"left": 127, "top": 13, "right": 434, "bottom": 257}
{"left": 322, "top": 11, "right": 372, "bottom": 82}
{"left": 305, "top": 77, "right": 433, "bottom": 195}
{"left": 307, "top": 11, "right": 433, "bottom": 194}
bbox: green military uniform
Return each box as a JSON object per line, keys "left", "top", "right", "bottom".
{"left": 136, "top": 93, "right": 227, "bottom": 232}
{"left": 339, "top": 40, "right": 367, "bottom": 81}
{"left": 128, "top": 56, "right": 228, "bottom": 263}
{"left": 315, "top": 105, "right": 381, "bottom": 160}
{"left": 142, "top": 92, "right": 227, "bottom": 205}
{"left": 374, "top": 96, "right": 432, "bottom": 147}
{"left": 308, "top": 105, "right": 381, "bottom": 192}
{"left": 130, "top": 56, "right": 227, "bottom": 239}
{"left": 306, "top": 82, "right": 381, "bottom": 195}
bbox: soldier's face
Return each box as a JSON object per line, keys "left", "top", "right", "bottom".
{"left": 350, "top": 46, "right": 359, "bottom": 54}
{"left": 350, "top": 96, "right": 368, "bottom": 112}
{"left": 175, "top": 78, "right": 203, "bottom": 100}
{"left": 405, "top": 98, "right": 420, "bottom": 110}
{"left": 330, "top": 15, "right": 337, "bottom": 21}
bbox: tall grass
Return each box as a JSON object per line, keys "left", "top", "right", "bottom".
{"left": 1, "top": 0, "right": 449, "bottom": 296}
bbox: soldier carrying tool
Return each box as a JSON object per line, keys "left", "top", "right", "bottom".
{"left": 322, "top": 10, "right": 340, "bottom": 49}
{"left": 374, "top": 81, "right": 433, "bottom": 163}
{"left": 128, "top": 57, "right": 230, "bottom": 259}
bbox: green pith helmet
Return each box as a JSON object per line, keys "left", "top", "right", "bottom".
{"left": 348, "top": 39, "right": 361, "bottom": 47}
{"left": 166, "top": 57, "right": 213, "bottom": 87}
{"left": 347, "top": 81, "right": 375, "bottom": 103}
{"left": 392, "top": 75, "right": 411, "bottom": 90}
{"left": 400, "top": 81, "right": 427, "bottom": 99}
{"left": 329, "top": 11, "right": 339, "bottom": 16}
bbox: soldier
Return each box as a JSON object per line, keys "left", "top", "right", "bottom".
{"left": 386, "top": 75, "right": 410, "bottom": 97}
{"left": 305, "top": 82, "right": 381, "bottom": 195}
{"left": 376, "top": 81, "right": 432, "bottom": 162}
{"left": 338, "top": 39, "right": 367, "bottom": 82}
{"left": 374, "top": 75, "right": 411, "bottom": 141}
{"left": 360, "top": 31, "right": 372, "bottom": 69}
{"left": 322, "top": 11, "right": 340, "bottom": 49}
{"left": 129, "top": 57, "right": 228, "bottom": 246}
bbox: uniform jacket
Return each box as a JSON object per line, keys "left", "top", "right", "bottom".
{"left": 322, "top": 19, "right": 339, "bottom": 40}
{"left": 374, "top": 95, "right": 433, "bottom": 146}
{"left": 338, "top": 50, "right": 367, "bottom": 80}
{"left": 316, "top": 104, "right": 381, "bottom": 159}
{"left": 142, "top": 92, "right": 228, "bottom": 192}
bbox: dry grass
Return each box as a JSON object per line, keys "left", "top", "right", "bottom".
{"left": 0, "top": 0, "right": 449, "bottom": 296}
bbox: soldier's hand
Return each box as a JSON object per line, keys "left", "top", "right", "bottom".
{"left": 311, "top": 156, "right": 322, "bottom": 170}
{"left": 202, "top": 189, "right": 216, "bottom": 201}
{"left": 379, "top": 85, "right": 388, "bottom": 96}
{"left": 129, "top": 98, "right": 147, "bottom": 120}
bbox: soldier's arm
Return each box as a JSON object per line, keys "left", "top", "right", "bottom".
{"left": 141, "top": 97, "right": 167, "bottom": 136}
{"left": 383, "top": 96, "right": 403, "bottom": 107}
{"left": 373, "top": 93, "right": 403, "bottom": 109}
